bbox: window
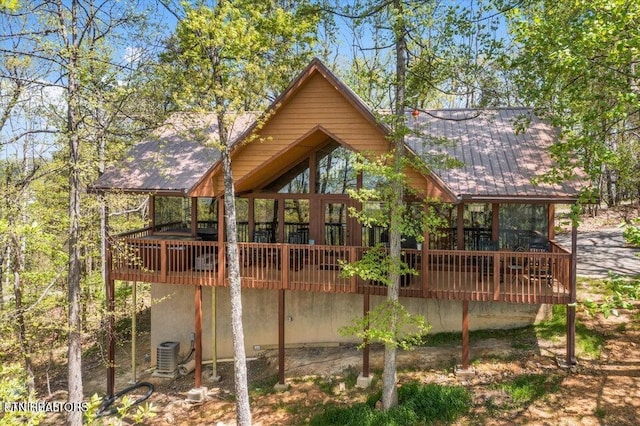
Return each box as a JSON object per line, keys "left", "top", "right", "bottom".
{"left": 265, "top": 160, "right": 310, "bottom": 193}
{"left": 499, "top": 204, "right": 549, "bottom": 249}
{"left": 315, "top": 141, "right": 357, "bottom": 194}
{"left": 154, "top": 196, "right": 190, "bottom": 228}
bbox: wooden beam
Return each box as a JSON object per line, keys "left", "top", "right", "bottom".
{"left": 456, "top": 203, "right": 465, "bottom": 250}
{"left": 149, "top": 195, "right": 155, "bottom": 234}
{"left": 211, "top": 287, "right": 218, "bottom": 380}
{"left": 106, "top": 242, "right": 115, "bottom": 398}
{"left": 191, "top": 197, "right": 198, "bottom": 238}
{"left": 567, "top": 223, "right": 578, "bottom": 365}
{"left": 131, "top": 281, "right": 137, "bottom": 383}
{"left": 195, "top": 285, "right": 203, "bottom": 388}
{"left": 462, "top": 300, "right": 470, "bottom": 370}
{"left": 491, "top": 203, "right": 499, "bottom": 241}
{"left": 363, "top": 293, "right": 370, "bottom": 378}
{"left": 422, "top": 222, "right": 429, "bottom": 298}
{"left": 278, "top": 289, "right": 285, "bottom": 385}
{"left": 548, "top": 204, "right": 555, "bottom": 241}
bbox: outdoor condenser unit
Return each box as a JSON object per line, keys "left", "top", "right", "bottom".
{"left": 156, "top": 341, "right": 180, "bottom": 374}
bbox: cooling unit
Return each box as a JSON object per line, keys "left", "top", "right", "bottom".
{"left": 156, "top": 341, "right": 180, "bottom": 376}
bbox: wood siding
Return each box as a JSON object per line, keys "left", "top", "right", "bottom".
{"left": 194, "top": 71, "right": 449, "bottom": 200}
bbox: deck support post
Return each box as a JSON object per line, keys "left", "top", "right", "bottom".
{"left": 195, "top": 285, "right": 203, "bottom": 388}
{"left": 566, "top": 223, "right": 578, "bottom": 366}
{"left": 357, "top": 293, "right": 373, "bottom": 388}
{"left": 130, "top": 281, "right": 137, "bottom": 383}
{"left": 278, "top": 289, "right": 286, "bottom": 386}
{"left": 211, "top": 287, "right": 218, "bottom": 381}
{"left": 363, "top": 293, "right": 370, "bottom": 378}
{"left": 105, "top": 236, "right": 115, "bottom": 399}
{"left": 462, "top": 300, "right": 470, "bottom": 370}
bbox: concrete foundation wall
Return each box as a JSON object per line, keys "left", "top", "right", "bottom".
{"left": 150, "top": 283, "right": 551, "bottom": 364}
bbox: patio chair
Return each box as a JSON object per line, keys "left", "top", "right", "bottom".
{"left": 477, "top": 239, "right": 499, "bottom": 274}
{"left": 288, "top": 231, "right": 308, "bottom": 271}
{"left": 528, "top": 243, "right": 553, "bottom": 286}
{"left": 507, "top": 245, "right": 528, "bottom": 284}
{"left": 248, "top": 229, "right": 279, "bottom": 268}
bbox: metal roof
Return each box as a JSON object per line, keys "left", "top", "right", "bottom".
{"left": 405, "top": 108, "right": 585, "bottom": 201}
{"left": 92, "top": 113, "right": 255, "bottom": 194}
{"left": 92, "top": 60, "right": 586, "bottom": 202}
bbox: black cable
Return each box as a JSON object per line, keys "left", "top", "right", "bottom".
{"left": 96, "top": 382, "right": 154, "bottom": 418}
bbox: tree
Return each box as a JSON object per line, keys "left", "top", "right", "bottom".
{"left": 1, "top": 2, "right": 166, "bottom": 424}
{"left": 159, "top": 2, "right": 319, "bottom": 423}
{"left": 504, "top": 0, "right": 640, "bottom": 205}
{"left": 330, "top": 0, "right": 507, "bottom": 410}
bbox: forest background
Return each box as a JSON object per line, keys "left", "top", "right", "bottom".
{"left": 1, "top": 0, "right": 639, "bottom": 424}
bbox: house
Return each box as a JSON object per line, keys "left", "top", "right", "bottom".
{"left": 92, "top": 59, "right": 583, "bottom": 395}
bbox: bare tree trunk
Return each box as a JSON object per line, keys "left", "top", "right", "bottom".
{"left": 219, "top": 115, "right": 252, "bottom": 426}
{"left": 12, "top": 235, "right": 35, "bottom": 394}
{"left": 64, "top": 2, "right": 84, "bottom": 424}
{"left": 381, "top": 0, "right": 407, "bottom": 410}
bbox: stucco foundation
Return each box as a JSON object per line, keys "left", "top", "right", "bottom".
{"left": 149, "top": 283, "right": 551, "bottom": 364}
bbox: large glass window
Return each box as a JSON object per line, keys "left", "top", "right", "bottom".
{"left": 197, "top": 198, "right": 217, "bottom": 224}
{"left": 253, "top": 199, "right": 278, "bottom": 242}
{"left": 285, "top": 199, "right": 309, "bottom": 243}
{"left": 315, "top": 141, "right": 357, "bottom": 194}
{"left": 499, "top": 204, "right": 549, "bottom": 249}
{"left": 265, "top": 160, "right": 310, "bottom": 193}
{"left": 154, "top": 196, "right": 190, "bottom": 229}
{"left": 235, "top": 198, "right": 249, "bottom": 242}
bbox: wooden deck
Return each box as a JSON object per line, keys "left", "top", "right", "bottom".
{"left": 107, "top": 231, "right": 573, "bottom": 305}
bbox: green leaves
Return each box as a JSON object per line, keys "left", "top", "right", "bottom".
{"left": 163, "top": 1, "right": 319, "bottom": 116}
{"left": 506, "top": 1, "right": 640, "bottom": 195}
{"left": 339, "top": 300, "right": 431, "bottom": 350}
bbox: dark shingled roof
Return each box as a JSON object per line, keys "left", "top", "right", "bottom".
{"left": 92, "top": 113, "right": 255, "bottom": 194}
{"left": 405, "top": 108, "right": 585, "bottom": 201}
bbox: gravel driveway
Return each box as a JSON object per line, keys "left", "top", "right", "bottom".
{"left": 555, "top": 228, "right": 640, "bottom": 278}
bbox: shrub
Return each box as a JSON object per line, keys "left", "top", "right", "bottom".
{"left": 311, "top": 381, "right": 471, "bottom": 425}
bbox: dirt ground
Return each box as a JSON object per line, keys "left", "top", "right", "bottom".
{"left": 66, "top": 298, "right": 638, "bottom": 426}
{"left": 38, "top": 206, "right": 639, "bottom": 425}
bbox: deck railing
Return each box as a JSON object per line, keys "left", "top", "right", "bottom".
{"left": 107, "top": 233, "right": 573, "bottom": 304}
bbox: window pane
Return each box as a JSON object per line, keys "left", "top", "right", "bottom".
{"left": 265, "top": 160, "right": 310, "bottom": 193}
{"left": 499, "top": 204, "right": 549, "bottom": 249}
{"left": 155, "top": 196, "right": 190, "bottom": 229}
{"left": 235, "top": 198, "right": 249, "bottom": 242}
{"left": 254, "top": 199, "right": 278, "bottom": 242}
{"left": 285, "top": 199, "right": 309, "bottom": 243}
{"left": 315, "top": 141, "right": 357, "bottom": 194}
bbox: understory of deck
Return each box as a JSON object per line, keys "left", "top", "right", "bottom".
{"left": 108, "top": 233, "right": 573, "bottom": 305}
